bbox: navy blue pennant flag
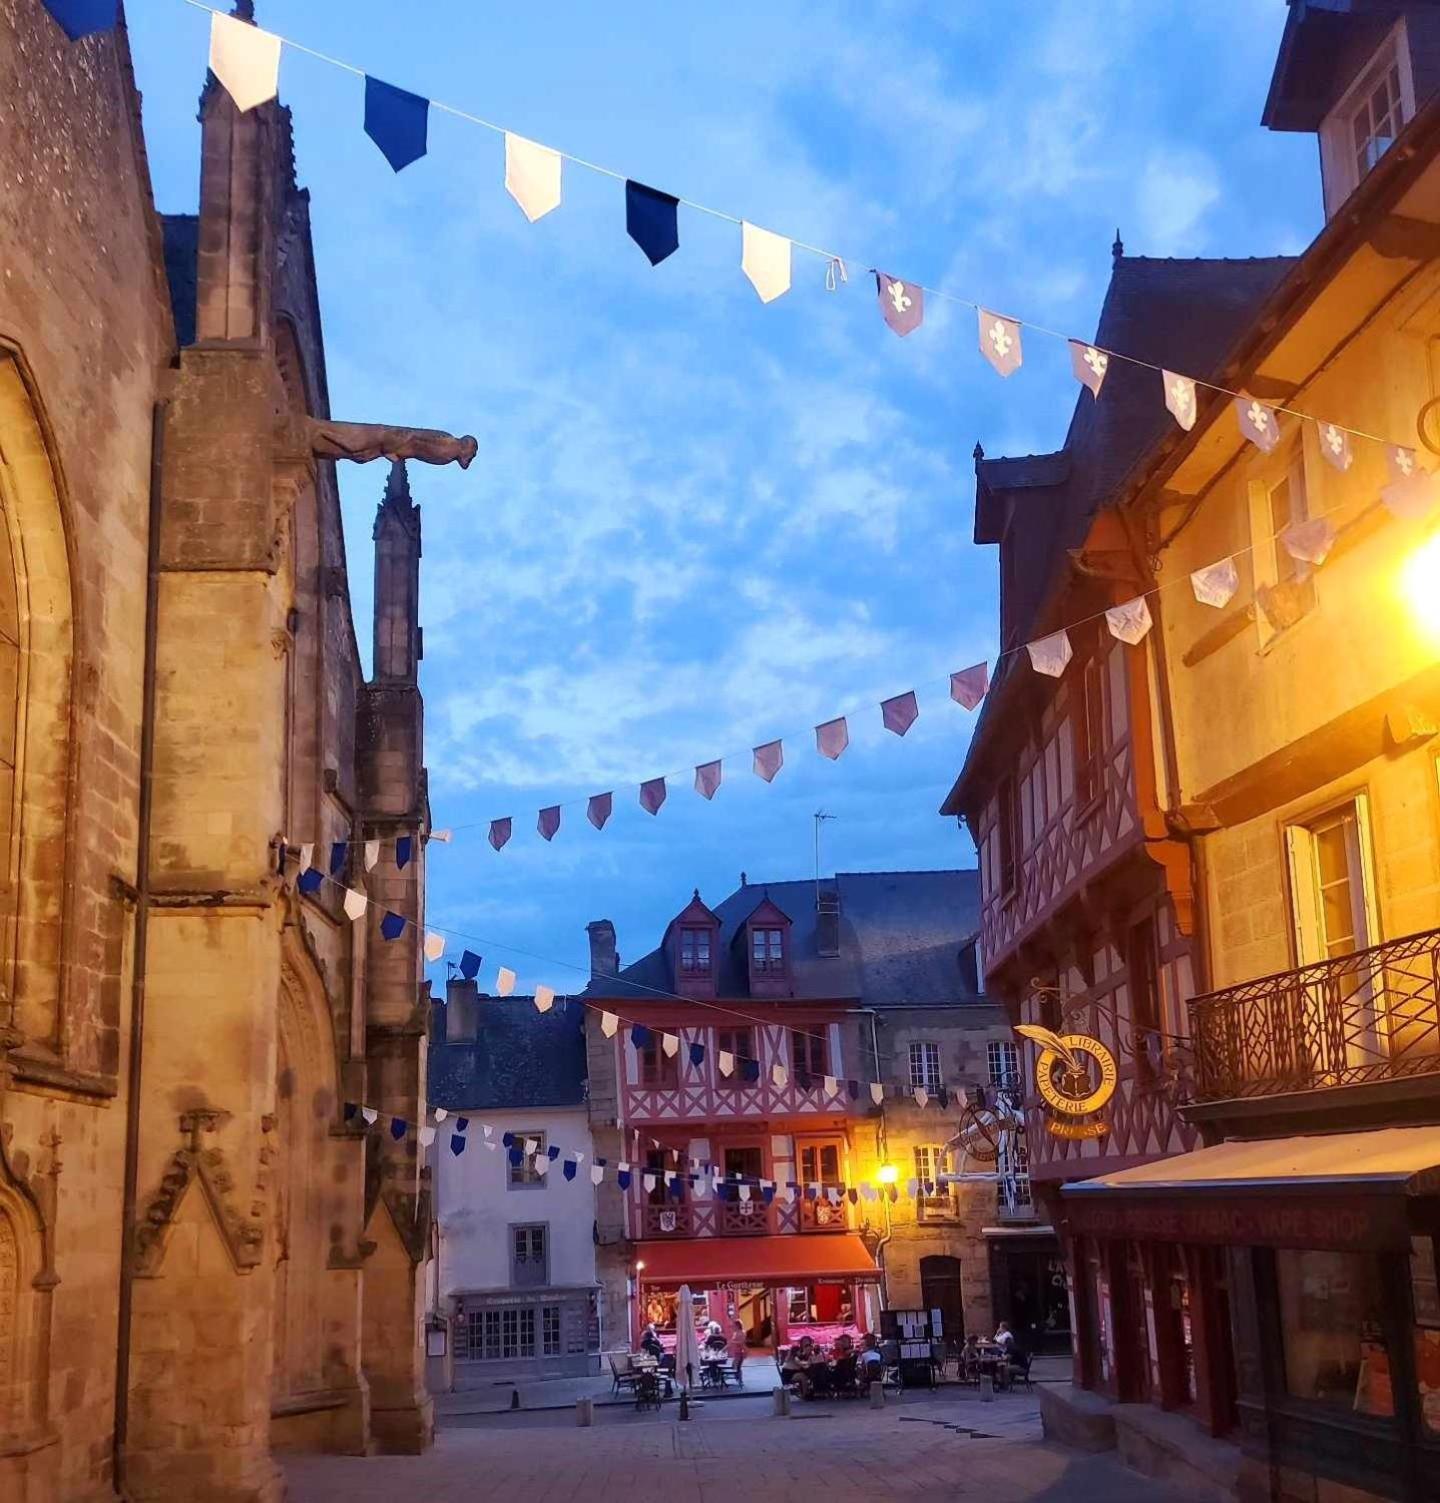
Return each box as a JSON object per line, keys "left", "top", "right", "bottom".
{"left": 625, "top": 181, "right": 679, "bottom": 266}
{"left": 669, "top": 1177, "right": 684, "bottom": 1200}
{"left": 805, "top": 1184, "right": 819, "bottom": 1201}
{"left": 762, "top": 1186, "right": 776, "bottom": 1205}
{"left": 741, "top": 1059, "right": 761, "bottom": 1084}
{"left": 631, "top": 1024, "right": 654, "bottom": 1050}
{"left": 364, "top": 77, "right": 429, "bottom": 172}
{"left": 689, "top": 1041, "right": 706, "bottom": 1068}
{"left": 329, "top": 840, "right": 348, "bottom": 876}
{"left": 450, "top": 1133, "right": 466, "bottom": 1156}
{"left": 390, "top": 1117, "right": 407, "bottom": 1141}
{"left": 343, "top": 1102, "right": 358, "bottom": 1122}
{"left": 297, "top": 867, "right": 324, "bottom": 895}
{"left": 508, "top": 1147, "right": 524, "bottom": 1166}
{"left": 547, "top": 1145, "right": 561, "bottom": 1161}
{"left": 396, "top": 835, "right": 413, "bottom": 870}
{"left": 456, "top": 1117, "right": 470, "bottom": 1133}
{"left": 937, "top": 1086, "right": 950, "bottom": 1111}
{"left": 380, "top": 911, "right": 405, "bottom": 941}
{"left": 563, "top": 1159, "right": 577, "bottom": 1181}
{"left": 848, "top": 1079, "right": 860, "bottom": 1101}
{"left": 847, "top": 1188, "right": 859, "bottom": 1204}
{"left": 617, "top": 1167, "right": 632, "bottom": 1190}
{"left": 42, "top": 0, "right": 117, "bottom": 41}
{"left": 887, "top": 1185, "right": 898, "bottom": 1203}
{"left": 460, "top": 949, "right": 482, "bottom": 980}
{"left": 796, "top": 1070, "right": 813, "bottom": 1094}
{"left": 502, "top": 1132, "right": 515, "bottom": 1148}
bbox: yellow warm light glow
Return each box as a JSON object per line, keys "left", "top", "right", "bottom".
{"left": 876, "top": 1164, "right": 898, "bottom": 1185}
{"left": 1402, "top": 532, "right": 1440, "bottom": 642}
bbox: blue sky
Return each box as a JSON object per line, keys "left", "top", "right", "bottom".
{"left": 127, "top": 0, "right": 1319, "bottom": 996}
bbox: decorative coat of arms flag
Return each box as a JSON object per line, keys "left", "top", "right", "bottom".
{"left": 639, "top": 777, "right": 667, "bottom": 815}
{"left": 209, "top": 13, "right": 282, "bottom": 114}
{"left": 1069, "top": 339, "right": 1108, "bottom": 397}
{"left": 1190, "top": 557, "right": 1240, "bottom": 608}
{"left": 364, "top": 76, "right": 430, "bottom": 173}
{"left": 1104, "top": 596, "right": 1153, "bottom": 645}
{"left": 504, "top": 132, "right": 562, "bottom": 222}
{"left": 741, "top": 222, "right": 792, "bottom": 303}
{"left": 880, "top": 691, "right": 919, "bottom": 736}
{"left": 950, "top": 663, "right": 989, "bottom": 710}
{"left": 1318, "top": 422, "right": 1353, "bottom": 472}
{"left": 538, "top": 805, "right": 561, "bottom": 841}
{"left": 694, "top": 760, "right": 722, "bottom": 800}
{"left": 1384, "top": 445, "right": 1437, "bottom": 520}
{"left": 1281, "top": 517, "right": 1337, "bottom": 568}
{"left": 753, "top": 740, "right": 784, "bottom": 782}
{"left": 489, "top": 817, "right": 512, "bottom": 851}
{"left": 626, "top": 181, "right": 680, "bottom": 265}
{"left": 1235, "top": 394, "right": 1281, "bottom": 453}
{"left": 875, "top": 272, "right": 923, "bottom": 336}
{"left": 815, "top": 717, "right": 849, "bottom": 760}
{"left": 1027, "top": 630, "right": 1073, "bottom": 678}
{"left": 978, "top": 309, "right": 1022, "bottom": 378}
{"left": 1163, "top": 370, "right": 1198, "bottom": 431}
{"left": 587, "top": 793, "right": 612, "bottom": 830}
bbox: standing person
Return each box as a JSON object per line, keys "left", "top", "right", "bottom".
{"left": 727, "top": 1319, "right": 748, "bottom": 1385}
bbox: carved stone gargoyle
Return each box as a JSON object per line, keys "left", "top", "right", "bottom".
{"left": 307, "top": 418, "right": 478, "bottom": 470}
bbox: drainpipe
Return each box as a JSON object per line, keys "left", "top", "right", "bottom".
{"left": 863, "top": 1008, "right": 893, "bottom": 1310}
{"left": 112, "top": 401, "right": 165, "bottom": 1496}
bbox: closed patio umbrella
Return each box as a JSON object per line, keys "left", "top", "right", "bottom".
{"left": 674, "top": 1284, "right": 702, "bottom": 1393}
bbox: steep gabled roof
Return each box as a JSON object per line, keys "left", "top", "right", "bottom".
{"left": 429, "top": 997, "right": 587, "bottom": 1110}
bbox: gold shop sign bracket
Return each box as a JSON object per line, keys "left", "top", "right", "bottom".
{"left": 1016, "top": 1025, "right": 1117, "bottom": 1139}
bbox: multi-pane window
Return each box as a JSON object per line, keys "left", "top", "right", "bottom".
{"left": 508, "top": 1132, "right": 546, "bottom": 1188}
{"left": 914, "top": 1145, "right": 955, "bottom": 1217}
{"left": 715, "top": 1026, "right": 752, "bottom": 1086}
{"left": 638, "top": 1033, "right": 679, "bottom": 1088}
{"left": 1073, "top": 656, "right": 1107, "bottom": 806}
{"left": 908, "top": 1041, "right": 942, "bottom": 1091}
{"left": 791, "top": 1027, "right": 828, "bottom": 1078}
{"left": 752, "top": 927, "right": 785, "bottom": 972}
{"left": 511, "top": 1224, "right": 548, "bottom": 1287}
{"left": 997, "top": 1134, "right": 1033, "bottom": 1212}
{"left": 996, "top": 778, "right": 1018, "bottom": 896}
{"left": 1351, "top": 61, "right": 1405, "bottom": 180}
{"left": 724, "top": 1145, "right": 764, "bottom": 1183}
{"left": 679, "top": 926, "right": 711, "bottom": 976}
{"left": 1267, "top": 453, "right": 1309, "bottom": 586}
{"left": 541, "top": 1304, "right": 562, "bottom": 1357}
{"left": 987, "top": 1040, "right": 1020, "bottom": 1091}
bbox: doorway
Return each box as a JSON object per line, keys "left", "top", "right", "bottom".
{"left": 920, "top": 1255, "right": 966, "bottom": 1345}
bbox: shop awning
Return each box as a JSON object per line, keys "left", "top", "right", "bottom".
{"left": 635, "top": 1234, "right": 880, "bottom": 1287}
{"left": 1060, "top": 1126, "right": 1440, "bottom": 1251}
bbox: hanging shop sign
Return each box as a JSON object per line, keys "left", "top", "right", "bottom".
{"left": 1017, "top": 1025, "right": 1117, "bottom": 1139}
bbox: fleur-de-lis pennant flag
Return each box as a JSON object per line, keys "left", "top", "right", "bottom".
{"left": 489, "top": 818, "right": 512, "bottom": 851}
{"left": 639, "top": 777, "right": 667, "bottom": 815}
{"left": 364, "top": 76, "right": 430, "bottom": 173}
{"left": 950, "top": 663, "right": 989, "bottom": 710}
{"left": 694, "top": 760, "right": 722, "bottom": 800}
{"left": 1069, "top": 340, "right": 1108, "bottom": 397}
{"left": 504, "top": 132, "right": 562, "bottom": 222}
{"left": 1281, "top": 517, "right": 1336, "bottom": 568}
{"left": 496, "top": 967, "right": 517, "bottom": 997}
{"left": 1190, "top": 557, "right": 1240, "bottom": 609}
{"left": 753, "top": 740, "right": 784, "bottom": 783}
{"left": 1318, "top": 422, "right": 1353, "bottom": 472}
{"left": 538, "top": 806, "right": 561, "bottom": 842}
{"left": 880, "top": 691, "right": 919, "bottom": 737}
{"left": 1105, "top": 596, "right": 1153, "bottom": 646}
{"left": 626, "top": 181, "right": 680, "bottom": 266}
{"left": 361, "top": 1106, "right": 379, "bottom": 1125}
{"left": 1027, "top": 630, "right": 1072, "bottom": 678}
{"left": 209, "top": 12, "right": 282, "bottom": 113}
{"left": 741, "top": 222, "right": 792, "bottom": 303}
{"left": 815, "top": 717, "right": 849, "bottom": 760}
{"left": 1163, "top": 370, "right": 1198, "bottom": 432}
{"left": 587, "top": 793, "right": 612, "bottom": 831}
{"left": 979, "top": 309, "right": 1022, "bottom": 378}
{"left": 1384, "top": 444, "right": 1437, "bottom": 520}
{"left": 1236, "top": 394, "right": 1281, "bottom": 453}
{"left": 875, "top": 272, "right": 923, "bottom": 337}
{"left": 43, "top": 0, "right": 118, "bottom": 43}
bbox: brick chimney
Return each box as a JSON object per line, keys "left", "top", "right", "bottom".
{"left": 587, "top": 920, "right": 618, "bottom": 978}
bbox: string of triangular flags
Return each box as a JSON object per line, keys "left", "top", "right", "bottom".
{"left": 341, "top": 1099, "right": 964, "bottom": 1201}
{"left": 44, "top": 0, "right": 1422, "bottom": 467}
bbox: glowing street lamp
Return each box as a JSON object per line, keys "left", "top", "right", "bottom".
{"left": 1402, "top": 531, "right": 1440, "bottom": 644}
{"left": 876, "top": 1164, "right": 898, "bottom": 1185}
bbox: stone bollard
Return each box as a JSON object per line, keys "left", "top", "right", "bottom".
{"left": 575, "top": 1396, "right": 594, "bottom": 1427}
{"left": 772, "top": 1386, "right": 791, "bottom": 1417}
{"left": 869, "top": 1381, "right": 885, "bottom": 1409}
{"left": 979, "top": 1374, "right": 995, "bottom": 1402}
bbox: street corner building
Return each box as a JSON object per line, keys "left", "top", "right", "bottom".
{"left": 577, "top": 870, "right": 1048, "bottom": 1363}
{"left": 945, "top": 4, "right": 1440, "bottom": 1501}
{"left": 0, "top": 3, "right": 468, "bottom": 1498}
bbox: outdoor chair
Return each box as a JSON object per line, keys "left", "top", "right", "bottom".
{"left": 1009, "top": 1351, "right": 1033, "bottom": 1390}
{"left": 607, "top": 1351, "right": 637, "bottom": 1396}
{"left": 830, "top": 1354, "right": 859, "bottom": 1398}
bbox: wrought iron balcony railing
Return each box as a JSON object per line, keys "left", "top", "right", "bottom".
{"left": 1188, "top": 925, "right": 1440, "bottom": 1102}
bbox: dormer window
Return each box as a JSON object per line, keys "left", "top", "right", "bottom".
{"left": 679, "top": 926, "right": 711, "bottom": 977}
{"left": 1318, "top": 22, "right": 1415, "bottom": 217}
{"left": 751, "top": 927, "right": 784, "bottom": 973}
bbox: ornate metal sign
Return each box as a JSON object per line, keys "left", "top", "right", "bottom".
{"left": 1017, "top": 1025, "right": 1117, "bottom": 1138}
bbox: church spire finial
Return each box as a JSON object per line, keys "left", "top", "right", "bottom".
{"left": 384, "top": 457, "right": 413, "bottom": 506}
{"left": 1112, "top": 228, "right": 1124, "bottom": 264}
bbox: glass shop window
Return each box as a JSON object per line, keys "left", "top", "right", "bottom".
{"left": 1410, "top": 1234, "right": 1440, "bottom": 1435}
{"left": 1274, "top": 1248, "right": 1394, "bottom": 1419}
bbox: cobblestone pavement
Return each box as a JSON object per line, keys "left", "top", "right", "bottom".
{"left": 283, "top": 1391, "right": 1207, "bottom": 1502}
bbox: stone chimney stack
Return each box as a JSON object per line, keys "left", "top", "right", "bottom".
{"left": 444, "top": 977, "right": 479, "bottom": 1041}
{"left": 587, "top": 920, "right": 618, "bottom": 978}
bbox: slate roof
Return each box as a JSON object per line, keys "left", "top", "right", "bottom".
{"left": 160, "top": 214, "right": 198, "bottom": 348}
{"left": 582, "top": 869, "right": 983, "bottom": 1009}
{"left": 948, "top": 253, "right": 1296, "bottom": 815}
{"left": 429, "top": 995, "right": 588, "bottom": 1111}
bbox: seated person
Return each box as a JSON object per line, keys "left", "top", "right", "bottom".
{"left": 832, "top": 1332, "right": 855, "bottom": 1358}
{"left": 703, "top": 1321, "right": 728, "bottom": 1355}
{"left": 993, "top": 1321, "right": 1016, "bottom": 1355}
{"left": 639, "top": 1323, "right": 664, "bottom": 1361}
{"left": 830, "top": 1353, "right": 859, "bottom": 1393}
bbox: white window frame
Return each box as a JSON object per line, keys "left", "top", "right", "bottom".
{"left": 1247, "top": 436, "right": 1316, "bottom": 650}
{"left": 1319, "top": 19, "right": 1416, "bottom": 218}
{"left": 908, "top": 1040, "right": 942, "bottom": 1091}
{"left": 987, "top": 1038, "right": 1020, "bottom": 1090}
{"left": 508, "top": 1131, "right": 548, "bottom": 1189}
{"left": 913, "top": 1144, "right": 957, "bottom": 1220}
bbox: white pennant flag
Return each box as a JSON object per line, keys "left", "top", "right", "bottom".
{"left": 430, "top": 829, "right": 453, "bottom": 844}
{"left": 772, "top": 1062, "right": 788, "bottom": 1089}
{"left": 496, "top": 967, "right": 517, "bottom": 997}
{"left": 361, "top": 1106, "right": 378, "bottom": 1125}
{"left": 343, "top": 888, "right": 368, "bottom": 922}
{"left": 906, "top": 1178, "right": 919, "bottom": 1198}
{"left": 823, "top": 1075, "right": 839, "bottom": 1096}
{"left": 602, "top": 1011, "right": 619, "bottom": 1038}
{"left": 209, "top": 13, "right": 281, "bottom": 114}
{"left": 914, "top": 1087, "right": 929, "bottom": 1109}
{"left": 979, "top": 308, "right": 1023, "bottom": 377}
{"left": 434, "top": 1107, "right": 448, "bottom": 1122}
{"left": 741, "top": 222, "right": 792, "bottom": 303}
{"left": 590, "top": 1163, "right": 605, "bottom": 1185}
{"left": 1236, "top": 394, "right": 1281, "bottom": 453}
{"left": 1105, "top": 596, "right": 1153, "bottom": 645}
{"left": 424, "top": 932, "right": 446, "bottom": 962}
{"left": 870, "top": 1082, "right": 884, "bottom": 1106}
{"left": 299, "top": 842, "right": 314, "bottom": 872}
{"left": 533, "top": 1155, "right": 549, "bottom": 1177}
{"left": 524, "top": 1137, "right": 539, "bottom": 1155}
{"left": 1191, "top": 557, "right": 1240, "bottom": 609}
{"left": 483, "top": 1123, "right": 494, "bottom": 1138}
{"left": 738, "top": 1183, "right": 752, "bottom": 1202}
{"left": 575, "top": 1151, "right": 586, "bottom": 1164}
{"left": 505, "top": 133, "right": 562, "bottom": 222}
{"left": 1318, "top": 422, "right": 1353, "bottom": 472}
{"left": 364, "top": 839, "right": 380, "bottom": 871}
{"left": 718, "top": 1050, "right": 735, "bottom": 1077}
{"left": 862, "top": 1184, "right": 877, "bottom": 1202}
{"left": 1027, "top": 630, "right": 1073, "bottom": 678}
{"left": 1069, "top": 340, "right": 1108, "bottom": 397}
{"left": 1163, "top": 370, "right": 1197, "bottom": 431}
{"left": 661, "top": 1032, "right": 680, "bottom": 1058}
{"left": 643, "top": 1173, "right": 657, "bottom": 1194}
{"left": 534, "top": 985, "right": 556, "bottom": 1013}
{"left": 1281, "top": 517, "right": 1337, "bottom": 568}
{"left": 418, "top": 1125, "right": 436, "bottom": 1147}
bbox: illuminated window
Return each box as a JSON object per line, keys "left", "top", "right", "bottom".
{"left": 679, "top": 926, "right": 711, "bottom": 976}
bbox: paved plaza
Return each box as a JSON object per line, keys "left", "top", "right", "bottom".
{"left": 283, "top": 1390, "right": 1207, "bottom": 1502}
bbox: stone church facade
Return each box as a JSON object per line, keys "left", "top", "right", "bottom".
{"left": 0, "top": 3, "right": 468, "bottom": 1497}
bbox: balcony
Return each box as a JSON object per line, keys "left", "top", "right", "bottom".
{"left": 641, "top": 1203, "right": 693, "bottom": 1238}
{"left": 1189, "top": 926, "right": 1440, "bottom": 1103}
